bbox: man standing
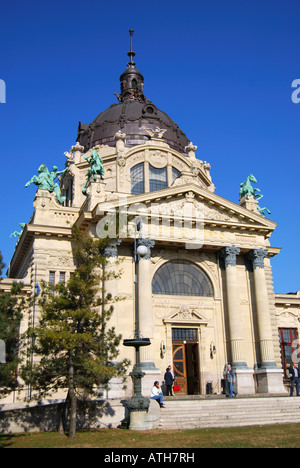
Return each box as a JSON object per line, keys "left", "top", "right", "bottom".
{"left": 225, "top": 364, "right": 238, "bottom": 398}
{"left": 288, "top": 362, "right": 300, "bottom": 397}
{"left": 164, "top": 366, "right": 175, "bottom": 396}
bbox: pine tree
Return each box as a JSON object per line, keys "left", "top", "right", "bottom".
{"left": 0, "top": 252, "right": 25, "bottom": 394}
{"left": 21, "top": 227, "right": 130, "bottom": 439}
{"left": 0, "top": 251, "right": 5, "bottom": 277}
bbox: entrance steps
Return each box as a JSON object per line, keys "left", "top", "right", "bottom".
{"left": 159, "top": 395, "right": 300, "bottom": 430}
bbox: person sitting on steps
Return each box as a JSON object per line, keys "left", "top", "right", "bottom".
{"left": 150, "top": 381, "right": 165, "bottom": 408}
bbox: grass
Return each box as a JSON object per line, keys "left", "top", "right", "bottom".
{"left": 1, "top": 424, "right": 300, "bottom": 448}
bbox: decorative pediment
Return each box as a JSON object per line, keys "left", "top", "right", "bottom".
{"left": 163, "top": 306, "right": 208, "bottom": 325}
{"left": 97, "top": 184, "right": 275, "bottom": 228}
{"left": 91, "top": 182, "right": 278, "bottom": 250}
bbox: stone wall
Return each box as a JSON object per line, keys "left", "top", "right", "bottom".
{"left": 0, "top": 398, "right": 160, "bottom": 434}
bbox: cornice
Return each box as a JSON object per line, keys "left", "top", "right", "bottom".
{"left": 8, "top": 224, "right": 73, "bottom": 278}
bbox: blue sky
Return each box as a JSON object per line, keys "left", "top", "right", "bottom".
{"left": 0, "top": 0, "right": 299, "bottom": 293}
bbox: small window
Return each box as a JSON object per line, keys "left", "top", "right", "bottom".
{"left": 131, "top": 163, "right": 145, "bottom": 195}
{"left": 59, "top": 272, "right": 66, "bottom": 284}
{"left": 131, "top": 79, "right": 137, "bottom": 89}
{"left": 149, "top": 165, "right": 167, "bottom": 192}
{"left": 49, "top": 271, "right": 55, "bottom": 285}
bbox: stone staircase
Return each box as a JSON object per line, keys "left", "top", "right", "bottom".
{"left": 159, "top": 396, "right": 300, "bottom": 430}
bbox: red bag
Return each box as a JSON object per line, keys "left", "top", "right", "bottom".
{"left": 173, "top": 384, "right": 180, "bottom": 392}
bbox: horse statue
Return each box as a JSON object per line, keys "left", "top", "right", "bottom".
{"left": 257, "top": 205, "right": 271, "bottom": 217}
{"left": 239, "top": 174, "right": 263, "bottom": 201}
{"left": 240, "top": 174, "right": 271, "bottom": 217}
{"left": 82, "top": 149, "right": 105, "bottom": 195}
{"left": 10, "top": 223, "right": 26, "bottom": 238}
{"left": 25, "top": 164, "right": 68, "bottom": 204}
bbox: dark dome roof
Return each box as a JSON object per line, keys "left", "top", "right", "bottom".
{"left": 77, "top": 100, "right": 190, "bottom": 153}
{"left": 77, "top": 30, "right": 190, "bottom": 154}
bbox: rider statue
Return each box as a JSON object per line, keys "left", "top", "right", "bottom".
{"left": 82, "top": 149, "right": 105, "bottom": 195}
{"left": 25, "top": 164, "right": 68, "bottom": 204}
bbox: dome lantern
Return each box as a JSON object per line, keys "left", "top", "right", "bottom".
{"left": 118, "top": 29, "right": 146, "bottom": 104}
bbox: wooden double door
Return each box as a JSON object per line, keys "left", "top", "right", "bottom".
{"left": 172, "top": 328, "right": 200, "bottom": 395}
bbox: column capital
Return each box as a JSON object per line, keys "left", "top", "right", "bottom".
{"left": 104, "top": 239, "right": 122, "bottom": 258}
{"left": 137, "top": 238, "right": 155, "bottom": 260}
{"left": 220, "top": 246, "right": 241, "bottom": 268}
{"left": 247, "top": 248, "right": 268, "bottom": 269}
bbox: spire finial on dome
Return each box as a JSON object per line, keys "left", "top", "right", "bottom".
{"left": 117, "top": 30, "right": 146, "bottom": 103}
{"left": 127, "top": 29, "right": 136, "bottom": 67}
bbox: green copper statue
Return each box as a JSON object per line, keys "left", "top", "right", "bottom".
{"left": 10, "top": 223, "right": 26, "bottom": 238}
{"left": 239, "top": 174, "right": 271, "bottom": 217}
{"left": 239, "top": 174, "right": 263, "bottom": 201}
{"left": 82, "top": 149, "right": 105, "bottom": 195}
{"left": 25, "top": 164, "right": 68, "bottom": 204}
{"left": 257, "top": 205, "right": 271, "bottom": 217}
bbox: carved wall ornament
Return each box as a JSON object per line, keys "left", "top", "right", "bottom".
{"left": 148, "top": 150, "right": 167, "bottom": 168}
{"left": 127, "top": 151, "right": 145, "bottom": 165}
{"left": 185, "top": 142, "right": 198, "bottom": 159}
{"left": 145, "top": 127, "right": 167, "bottom": 139}
{"left": 163, "top": 306, "right": 209, "bottom": 325}
{"left": 104, "top": 239, "right": 122, "bottom": 258}
{"left": 117, "top": 155, "right": 126, "bottom": 167}
{"left": 172, "top": 171, "right": 199, "bottom": 187}
{"left": 48, "top": 255, "right": 73, "bottom": 268}
{"left": 185, "top": 191, "right": 195, "bottom": 202}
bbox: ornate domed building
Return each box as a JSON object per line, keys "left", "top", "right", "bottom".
{"left": 5, "top": 31, "right": 299, "bottom": 412}
{"left": 77, "top": 31, "right": 189, "bottom": 153}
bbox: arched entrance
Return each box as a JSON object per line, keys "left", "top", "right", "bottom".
{"left": 152, "top": 260, "right": 214, "bottom": 395}
{"left": 172, "top": 328, "right": 200, "bottom": 394}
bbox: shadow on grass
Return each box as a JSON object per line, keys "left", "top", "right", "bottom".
{"left": 0, "top": 433, "right": 24, "bottom": 448}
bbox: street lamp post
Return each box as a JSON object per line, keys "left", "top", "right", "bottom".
{"left": 123, "top": 216, "right": 151, "bottom": 415}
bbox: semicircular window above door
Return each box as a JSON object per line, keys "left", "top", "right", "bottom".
{"left": 152, "top": 260, "right": 214, "bottom": 297}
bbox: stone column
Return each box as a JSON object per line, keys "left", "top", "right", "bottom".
{"left": 220, "top": 246, "right": 255, "bottom": 394}
{"left": 136, "top": 239, "right": 160, "bottom": 395}
{"left": 220, "top": 246, "right": 248, "bottom": 368}
{"left": 247, "top": 249, "right": 276, "bottom": 368}
{"left": 247, "top": 249, "right": 286, "bottom": 394}
{"left": 137, "top": 239, "right": 156, "bottom": 367}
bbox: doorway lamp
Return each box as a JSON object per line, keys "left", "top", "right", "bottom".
{"left": 160, "top": 341, "right": 166, "bottom": 359}
{"left": 210, "top": 342, "right": 216, "bottom": 359}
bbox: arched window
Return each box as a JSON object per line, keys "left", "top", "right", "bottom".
{"left": 152, "top": 260, "right": 214, "bottom": 297}
{"left": 131, "top": 163, "right": 145, "bottom": 194}
{"left": 149, "top": 165, "right": 167, "bottom": 192}
{"left": 131, "top": 79, "right": 137, "bottom": 89}
{"left": 172, "top": 167, "right": 180, "bottom": 183}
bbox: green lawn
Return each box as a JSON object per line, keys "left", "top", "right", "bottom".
{"left": 1, "top": 424, "right": 300, "bottom": 448}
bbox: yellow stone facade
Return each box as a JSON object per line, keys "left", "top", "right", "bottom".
{"left": 4, "top": 128, "right": 297, "bottom": 401}
{"left": 2, "top": 33, "right": 299, "bottom": 402}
